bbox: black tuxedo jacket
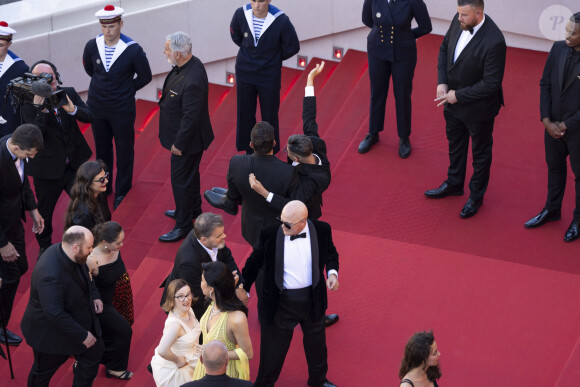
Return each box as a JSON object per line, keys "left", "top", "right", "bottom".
{"left": 22, "top": 87, "right": 92, "bottom": 180}
{"left": 182, "top": 373, "right": 253, "bottom": 387}
{"left": 21, "top": 243, "right": 101, "bottom": 355}
{"left": 158, "top": 56, "right": 214, "bottom": 154}
{"left": 160, "top": 230, "right": 243, "bottom": 319}
{"left": 242, "top": 220, "right": 339, "bottom": 327}
{"left": 0, "top": 135, "right": 37, "bottom": 249}
{"left": 540, "top": 41, "right": 580, "bottom": 129}
{"left": 437, "top": 14, "right": 506, "bottom": 122}
{"left": 227, "top": 153, "right": 298, "bottom": 248}
{"left": 268, "top": 96, "right": 331, "bottom": 219}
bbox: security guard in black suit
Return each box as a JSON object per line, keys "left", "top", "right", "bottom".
{"left": 359, "top": 0, "right": 432, "bottom": 157}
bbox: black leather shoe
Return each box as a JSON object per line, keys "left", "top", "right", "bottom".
{"left": 399, "top": 138, "right": 411, "bottom": 159}
{"left": 460, "top": 198, "right": 482, "bottom": 219}
{"left": 211, "top": 187, "right": 228, "bottom": 195}
{"left": 358, "top": 133, "right": 379, "bottom": 154}
{"left": 524, "top": 208, "right": 561, "bottom": 228}
{"left": 424, "top": 182, "right": 464, "bottom": 199}
{"left": 0, "top": 328, "right": 23, "bottom": 346}
{"left": 564, "top": 218, "right": 580, "bottom": 242}
{"left": 325, "top": 314, "right": 339, "bottom": 327}
{"left": 113, "top": 195, "right": 125, "bottom": 210}
{"left": 164, "top": 210, "right": 176, "bottom": 219}
{"left": 204, "top": 190, "right": 238, "bottom": 216}
{"left": 159, "top": 227, "right": 192, "bottom": 243}
{"left": 308, "top": 379, "right": 337, "bottom": 387}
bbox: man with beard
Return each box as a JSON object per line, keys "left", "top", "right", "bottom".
{"left": 524, "top": 13, "right": 580, "bottom": 242}
{"left": 160, "top": 213, "right": 247, "bottom": 320}
{"left": 426, "top": 0, "right": 506, "bottom": 218}
{"left": 21, "top": 226, "right": 104, "bottom": 386}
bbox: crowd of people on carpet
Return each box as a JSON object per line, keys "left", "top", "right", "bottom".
{"left": 0, "top": 0, "right": 578, "bottom": 386}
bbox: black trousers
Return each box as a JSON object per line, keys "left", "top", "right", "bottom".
{"left": 98, "top": 304, "right": 132, "bottom": 371}
{"left": 171, "top": 151, "right": 203, "bottom": 229}
{"left": 27, "top": 339, "right": 105, "bottom": 387}
{"left": 0, "top": 221, "right": 26, "bottom": 326}
{"left": 444, "top": 109, "right": 495, "bottom": 201}
{"left": 544, "top": 129, "right": 580, "bottom": 218}
{"left": 32, "top": 165, "right": 76, "bottom": 249}
{"left": 367, "top": 52, "right": 417, "bottom": 139}
{"left": 91, "top": 111, "right": 136, "bottom": 199}
{"left": 254, "top": 288, "right": 327, "bottom": 387}
{"left": 236, "top": 79, "right": 281, "bottom": 154}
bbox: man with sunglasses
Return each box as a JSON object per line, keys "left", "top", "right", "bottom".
{"left": 22, "top": 60, "right": 92, "bottom": 257}
{"left": 242, "top": 200, "right": 339, "bottom": 387}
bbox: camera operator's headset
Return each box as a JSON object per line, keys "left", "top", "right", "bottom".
{"left": 29, "top": 60, "right": 63, "bottom": 85}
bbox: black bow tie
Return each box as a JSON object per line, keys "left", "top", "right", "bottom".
{"left": 468, "top": 28, "right": 474, "bottom": 35}
{"left": 290, "top": 232, "right": 307, "bottom": 241}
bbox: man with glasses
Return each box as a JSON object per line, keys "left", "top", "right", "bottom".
{"left": 22, "top": 60, "right": 92, "bottom": 257}
{"left": 242, "top": 200, "right": 339, "bottom": 387}
{"left": 160, "top": 213, "right": 247, "bottom": 320}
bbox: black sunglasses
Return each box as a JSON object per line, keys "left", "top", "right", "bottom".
{"left": 93, "top": 171, "right": 109, "bottom": 184}
{"left": 276, "top": 217, "right": 304, "bottom": 229}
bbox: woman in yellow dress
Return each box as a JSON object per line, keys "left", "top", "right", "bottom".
{"left": 193, "top": 261, "right": 253, "bottom": 380}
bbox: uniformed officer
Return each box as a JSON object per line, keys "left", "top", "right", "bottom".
{"left": 358, "top": 0, "right": 432, "bottom": 157}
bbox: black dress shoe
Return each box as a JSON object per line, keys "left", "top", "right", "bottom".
{"left": 113, "top": 195, "right": 125, "bottom": 210}
{"left": 399, "top": 138, "right": 411, "bottom": 159}
{"left": 524, "top": 208, "right": 561, "bottom": 228}
{"left": 0, "top": 328, "right": 23, "bottom": 346}
{"left": 164, "top": 210, "right": 176, "bottom": 219}
{"left": 424, "top": 182, "right": 464, "bottom": 199}
{"left": 159, "top": 227, "right": 192, "bottom": 243}
{"left": 325, "top": 314, "right": 339, "bottom": 327}
{"left": 564, "top": 218, "right": 580, "bottom": 242}
{"left": 358, "top": 133, "right": 379, "bottom": 154}
{"left": 308, "top": 379, "right": 337, "bottom": 387}
{"left": 204, "top": 190, "right": 238, "bottom": 216}
{"left": 211, "top": 187, "right": 228, "bottom": 195}
{"left": 460, "top": 198, "right": 482, "bottom": 219}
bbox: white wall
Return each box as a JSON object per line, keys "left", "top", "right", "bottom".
{"left": 4, "top": 0, "right": 577, "bottom": 101}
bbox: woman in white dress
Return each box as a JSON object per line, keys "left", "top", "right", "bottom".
{"left": 151, "top": 279, "right": 202, "bottom": 386}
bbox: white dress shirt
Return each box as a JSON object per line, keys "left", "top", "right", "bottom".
{"left": 454, "top": 15, "right": 485, "bottom": 63}
{"left": 198, "top": 239, "right": 218, "bottom": 262}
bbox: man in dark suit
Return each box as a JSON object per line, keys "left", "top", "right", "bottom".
{"left": 242, "top": 201, "right": 339, "bottom": 387}
{"left": 21, "top": 225, "right": 104, "bottom": 386}
{"left": 158, "top": 31, "right": 214, "bottom": 243}
{"left": 524, "top": 13, "right": 580, "bottom": 242}
{"left": 205, "top": 121, "right": 298, "bottom": 249}
{"left": 181, "top": 340, "right": 253, "bottom": 387}
{"left": 426, "top": 0, "right": 506, "bottom": 218}
{"left": 160, "top": 213, "right": 247, "bottom": 319}
{"left": 0, "top": 124, "right": 44, "bottom": 346}
{"left": 22, "top": 60, "right": 92, "bottom": 256}
{"left": 358, "top": 0, "right": 432, "bottom": 156}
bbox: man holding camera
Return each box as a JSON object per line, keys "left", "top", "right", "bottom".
{"left": 0, "top": 21, "right": 28, "bottom": 137}
{"left": 22, "top": 61, "right": 92, "bottom": 257}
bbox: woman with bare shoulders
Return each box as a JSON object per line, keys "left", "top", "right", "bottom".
{"left": 192, "top": 261, "right": 253, "bottom": 380}
{"left": 399, "top": 331, "right": 442, "bottom": 387}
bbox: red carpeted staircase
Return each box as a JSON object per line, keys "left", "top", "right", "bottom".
{"left": 3, "top": 34, "right": 580, "bottom": 386}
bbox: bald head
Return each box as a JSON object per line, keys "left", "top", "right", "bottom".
{"left": 280, "top": 200, "right": 308, "bottom": 236}
{"left": 62, "top": 226, "right": 94, "bottom": 264}
{"left": 31, "top": 63, "right": 58, "bottom": 91}
{"left": 201, "top": 340, "right": 228, "bottom": 374}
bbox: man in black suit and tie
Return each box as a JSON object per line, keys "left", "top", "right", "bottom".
{"left": 0, "top": 124, "right": 44, "bottom": 346}
{"left": 21, "top": 225, "right": 104, "bottom": 386}
{"left": 22, "top": 60, "right": 92, "bottom": 256}
{"left": 159, "top": 31, "right": 214, "bottom": 243}
{"left": 205, "top": 122, "right": 298, "bottom": 249}
{"left": 182, "top": 340, "right": 253, "bottom": 387}
{"left": 524, "top": 13, "right": 580, "bottom": 242}
{"left": 160, "top": 213, "right": 247, "bottom": 320}
{"left": 242, "top": 200, "right": 339, "bottom": 387}
{"left": 426, "top": 0, "right": 506, "bottom": 218}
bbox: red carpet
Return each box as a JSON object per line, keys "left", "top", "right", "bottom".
{"left": 3, "top": 34, "right": 580, "bottom": 386}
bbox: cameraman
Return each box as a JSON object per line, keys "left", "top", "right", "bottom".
{"left": 21, "top": 61, "right": 92, "bottom": 257}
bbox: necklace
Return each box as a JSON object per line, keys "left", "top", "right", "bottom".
{"left": 209, "top": 304, "right": 221, "bottom": 318}
{"left": 174, "top": 310, "right": 190, "bottom": 322}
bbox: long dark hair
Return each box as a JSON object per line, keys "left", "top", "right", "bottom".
{"left": 202, "top": 261, "right": 248, "bottom": 316}
{"left": 399, "top": 330, "right": 441, "bottom": 382}
{"left": 64, "top": 160, "right": 107, "bottom": 229}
